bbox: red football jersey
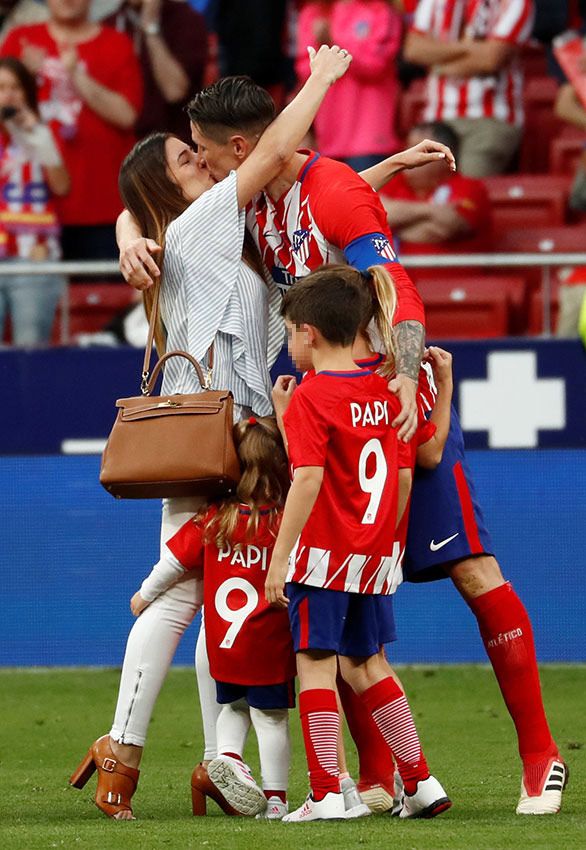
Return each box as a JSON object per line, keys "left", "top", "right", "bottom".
{"left": 283, "top": 369, "right": 411, "bottom": 595}
{"left": 246, "top": 150, "right": 425, "bottom": 326}
{"left": 166, "top": 506, "right": 296, "bottom": 686}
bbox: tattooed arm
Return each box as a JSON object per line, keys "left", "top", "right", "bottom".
{"left": 389, "top": 319, "right": 425, "bottom": 442}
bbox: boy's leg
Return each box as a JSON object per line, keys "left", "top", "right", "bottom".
{"left": 250, "top": 706, "right": 290, "bottom": 815}
{"left": 284, "top": 583, "right": 349, "bottom": 822}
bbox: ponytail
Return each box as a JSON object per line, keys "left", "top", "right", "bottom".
{"left": 365, "top": 264, "right": 398, "bottom": 378}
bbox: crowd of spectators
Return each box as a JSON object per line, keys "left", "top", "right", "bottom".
{"left": 0, "top": 0, "right": 585, "bottom": 345}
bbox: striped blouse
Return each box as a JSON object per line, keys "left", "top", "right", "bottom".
{"left": 158, "top": 171, "right": 284, "bottom": 418}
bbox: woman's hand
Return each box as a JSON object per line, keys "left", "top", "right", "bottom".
{"left": 308, "top": 43, "right": 352, "bottom": 86}
{"left": 119, "top": 237, "right": 162, "bottom": 290}
{"left": 130, "top": 591, "right": 150, "bottom": 616}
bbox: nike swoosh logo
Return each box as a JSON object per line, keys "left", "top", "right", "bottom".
{"left": 429, "top": 533, "right": 460, "bottom": 552}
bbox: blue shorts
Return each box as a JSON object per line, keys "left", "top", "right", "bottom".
{"left": 375, "top": 595, "right": 397, "bottom": 645}
{"left": 215, "top": 680, "right": 296, "bottom": 710}
{"left": 287, "top": 582, "right": 394, "bottom": 658}
{"left": 404, "top": 408, "right": 494, "bottom": 583}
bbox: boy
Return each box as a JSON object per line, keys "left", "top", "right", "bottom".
{"left": 265, "top": 266, "right": 451, "bottom": 822}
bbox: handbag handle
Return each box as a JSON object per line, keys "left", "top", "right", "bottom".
{"left": 145, "top": 350, "right": 208, "bottom": 395}
{"left": 140, "top": 277, "right": 214, "bottom": 396}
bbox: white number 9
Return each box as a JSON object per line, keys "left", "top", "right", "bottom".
{"left": 358, "top": 437, "right": 387, "bottom": 525}
{"left": 214, "top": 577, "right": 258, "bottom": 649}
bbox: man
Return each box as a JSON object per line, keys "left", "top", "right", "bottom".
{"left": 380, "top": 121, "right": 492, "bottom": 255}
{"left": 105, "top": 0, "right": 208, "bottom": 140}
{"left": 1, "top": 0, "right": 143, "bottom": 259}
{"left": 404, "top": 0, "right": 535, "bottom": 177}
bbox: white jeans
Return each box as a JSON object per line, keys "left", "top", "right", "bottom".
{"left": 110, "top": 497, "right": 219, "bottom": 750}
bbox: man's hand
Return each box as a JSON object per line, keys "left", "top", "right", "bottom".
{"left": 272, "top": 375, "right": 297, "bottom": 420}
{"left": 265, "top": 559, "right": 290, "bottom": 609}
{"left": 388, "top": 373, "right": 418, "bottom": 442}
{"left": 308, "top": 43, "right": 352, "bottom": 85}
{"left": 21, "top": 42, "right": 47, "bottom": 74}
{"left": 395, "top": 138, "right": 456, "bottom": 173}
{"left": 130, "top": 591, "right": 150, "bottom": 616}
{"left": 119, "top": 237, "right": 162, "bottom": 290}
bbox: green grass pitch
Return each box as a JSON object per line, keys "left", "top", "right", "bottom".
{"left": 1, "top": 666, "right": 584, "bottom": 850}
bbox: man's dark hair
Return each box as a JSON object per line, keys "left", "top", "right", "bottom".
{"left": 412, "top": 120, "right": 460, "bottom": 161}
{"left": 187, "top": 76, "right": 275, "bottom": 143}
{"left": 282, "top": 265, "right": 371, "bottom": 347}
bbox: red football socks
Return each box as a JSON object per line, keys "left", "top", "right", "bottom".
{"left": 361, "top": 677, "right": 429, "bottom": 796}
{"left": 337, "top": 671, "right": 395, "bottom": 787}
{"left": 299, "top": 689, "right": 341, "bottom": 801}
{"left": 469, "top": 582, "right": 555, "bottom": 770}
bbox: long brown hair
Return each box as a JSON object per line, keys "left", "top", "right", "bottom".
{"left": 0, "top": 57, "right": 39, "bottom": 117}
{"left": 361, "top": 264, "right": 398, "bottom": 377}
{"left": 119, "top": 132, "right": 265, "bottom": 354}
{"left": 119, "top": 133, "right": 188, "bottom": 355}
{"left": 202, "top": 416, "right": 290, "bottom": 550}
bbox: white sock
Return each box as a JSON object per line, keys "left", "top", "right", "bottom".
{"left": 216, "top": 698, "right": 252, "bottom": 758}
{"left": 195, "top": 616, "right": 222, "bottom": 761}
{"left": 250, "top": 707, "right": 290, "bottom": 794}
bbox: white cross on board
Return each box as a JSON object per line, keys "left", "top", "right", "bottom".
{"left": 459, "top": 351, "right": 566, "bottom": 448}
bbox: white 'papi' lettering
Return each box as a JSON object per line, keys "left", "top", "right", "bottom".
{"left": 217, "top": 543, "right": 269, "bottom": 571}
{"left": 350, "top": 400, "right": 389, "bottom": 428}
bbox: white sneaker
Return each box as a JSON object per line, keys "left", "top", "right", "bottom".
{"left": 391, "top": 771, "right": 404, "bottom": 816}
{"left": 516, "top": 759, "right": 567, "bottom": 815}
{"left": 256, "top": 796, "right": 288, "bottom": 820}
{"left": 207, "top": 755, "right": 267, "bottom": 817}
{"left": 398, "top": 775, "right": 452, "bottom": 819}
{"left": 357, "top": 781, "right": 394, "bottom": 814}
{"left": 340, "top": 777, "right": 371, "bottom": 819}
{"left": 283, "top": 792, "right": 346, "bottom": 823}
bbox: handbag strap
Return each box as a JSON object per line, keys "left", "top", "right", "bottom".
{"left": 140, "top": 279, "right": 215, "bottom": 396}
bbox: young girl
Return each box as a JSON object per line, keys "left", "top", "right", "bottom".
{"left": 130, "top": 417, "right": 296, "bottom": 820}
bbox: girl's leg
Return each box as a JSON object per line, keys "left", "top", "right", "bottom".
{"left": 195, "top": 615, "right": 221, "bottom": 762}
{"left": 250, "top": 707, "right": 290, "bottom": 801}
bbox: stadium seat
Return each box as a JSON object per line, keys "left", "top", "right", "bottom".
{"left": 528, "top": 280, "right": 561, "bottom": 334}
{"left": 398, "top": 79, "right": 426, "bottom": 138}
{"left": 53, "top": 282, "right": 135, "bottom": 344}
{"left": 416, "top": 276, "right": 525, "bottom": 338}
{"left": 495, "top": 225, "right": 586, "bottom": 294}
{"left": 519, "top": 76, "right": 563, "bottom": 173}
{"left": 550, "top": 133, "right": 584, "bottom": 177}
{"left": 484, "top": 174, "right": 570, "bottom": 231}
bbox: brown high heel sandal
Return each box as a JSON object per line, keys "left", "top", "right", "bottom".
{"left": 191, "top": 762, "right": 240, "bottom": 816}
{"left": 70, "top": 735, "right": 140, "bottom": 819}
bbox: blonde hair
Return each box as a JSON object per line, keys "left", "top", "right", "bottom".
{"left": 363, "top": 264, "right": 398, "bottom": 377}
{"left": 201, "top": 416, "right": 290, "bottom": 551}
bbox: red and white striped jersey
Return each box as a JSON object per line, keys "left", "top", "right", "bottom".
{"left": 412, "top": 0, "right": 535, "bottom": 126}
{"left": 246, "top": 150, "right": 425, "bottom": 326}
{"left": 283, "top": 369, "right": 412, "bottom": 595}
{"left": 0, "top": 132, "right": 60, "bottom": 259}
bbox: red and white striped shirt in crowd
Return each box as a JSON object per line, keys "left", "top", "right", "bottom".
{"left": 412, "top": 0, "right": 535, "bottom": 127}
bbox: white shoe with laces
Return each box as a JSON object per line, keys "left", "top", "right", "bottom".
{"left": 340, "top": 776, "right": 371, "bottom": 819}
{"left": 207, "top": 755, "right": 267, "bottom": 817}
{"left": 516, "top": 758, "right": 567, "bottom": 815}
{"left": 398, "top": 775, "right": 452, "bottom": 819}
{"left": 283, "top": 791, "right": 346, "bottom": 823}
{"left": 256, "top": 796, "right": 288, "bottom": 820}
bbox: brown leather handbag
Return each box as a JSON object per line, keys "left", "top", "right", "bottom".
{"left": 99, "top": 285, "right": 240, "bottom": 499}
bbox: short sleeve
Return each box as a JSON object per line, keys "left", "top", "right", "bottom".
{"left": 411, "top": 0, "right": 435, "bottom": 34}
{"left": 398, "top": 437, "right": 413, "bottom": 469}
{"left": 448, "top": 178, "right": 492, "bottom": 230}
{"left": 165, "top": 171, "right": 246, "bottom": 361}
{"left": 416, "top": 419, "right": 437, "bottom": 447}
{"left": 490, "top": 0, "right": 535, "bottom": 45}
{"left": 166, "top": 516, "right": 205, "bottom": 570}
{"left": 283, "top": 385, "right": 330, "bottom": 469}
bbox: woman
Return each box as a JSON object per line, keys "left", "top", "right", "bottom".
{"left": 0, "top": 57, "right": 69, "bottom": 346}
{"left": 69, "top": 44, "right": 353, "bottom": 820}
